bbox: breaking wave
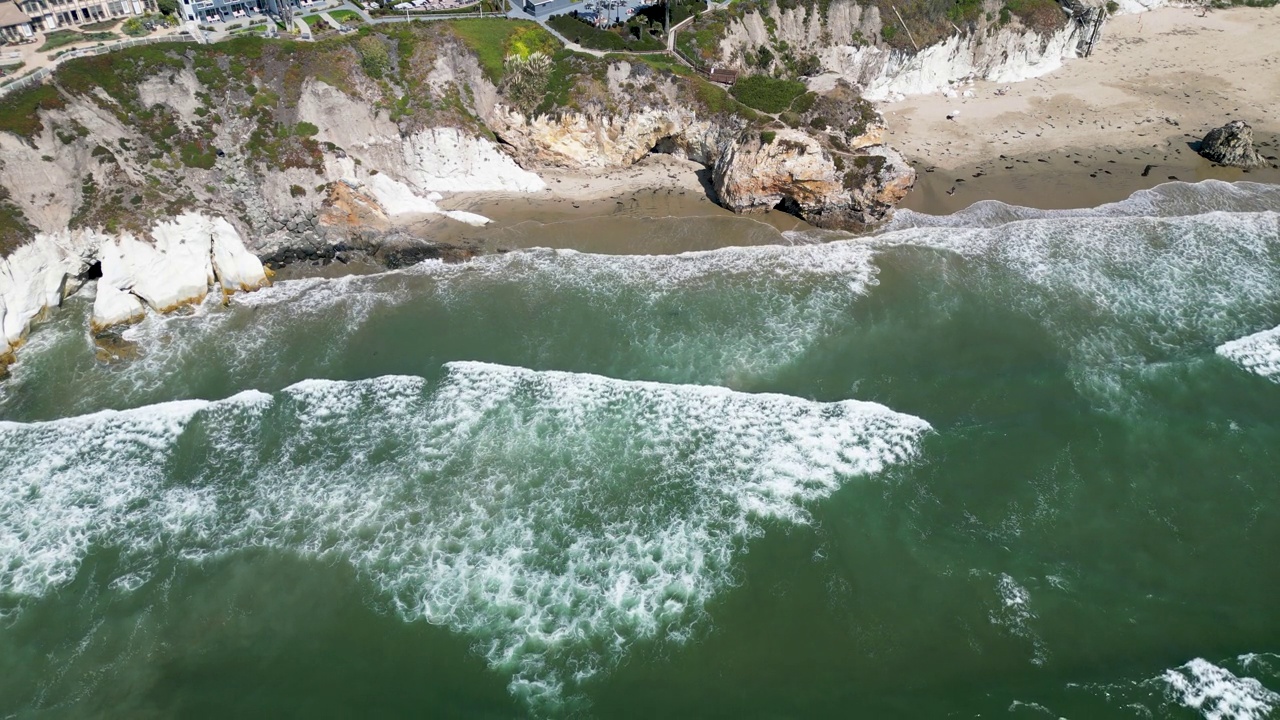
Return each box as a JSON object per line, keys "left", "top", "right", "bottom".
{"left": 0, "top": 242, "right": 880, "bottom": 420}
{"left": 1069, "top": 653, "right": 1280, "bottom": 720}
{"left": 1217, "top": 324, "right": 1280, "bottom": 383}
{"left": 0, "top": 362, "right": 929, "bottom": 708}
{"left": 872, "top": 181, "right": 1280, "bottom": 408}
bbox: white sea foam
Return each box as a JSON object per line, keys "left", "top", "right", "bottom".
{"left": 1216, "top": 325, "right": 1280, "bottom": 384}
{"left": 1, "top": 239, "right": 884, "bottom": 419}
{"left": 0, "top": 363, "right": 930, "bottom": 707}
{"left": 875, "top": 195, "right": 1280, "bottom": 409}
{"left": 885, "top": 181, "right": 1280, "bottom": 231}
{"left": 1163, "top": 658, "right": 1280, "bottom": 720}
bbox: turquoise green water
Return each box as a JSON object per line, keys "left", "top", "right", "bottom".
{"left": 2, "top": 181, "right": 1280, "bottom": 718}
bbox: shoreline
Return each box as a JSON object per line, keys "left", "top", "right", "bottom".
{"left": 882, "top": 5, "right": 1280, "bottom": 214}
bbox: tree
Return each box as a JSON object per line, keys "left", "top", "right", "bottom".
{"left": 157, "top": 0, "right": 178, "bottom": 15}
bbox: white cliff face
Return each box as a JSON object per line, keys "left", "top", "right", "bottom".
{"left": 488, "top": 106, "right": 702, "bottom": 169}
{"left": 361, "top": 175, "right": 492, "bottom": 226}
{"left": 296, "top": 81, "right": 546, "bottom": 197}
{"left": 0, "top": 230, "right": 96, "bottom": 358}
{"left": 1112, "top": 0, "right": 1186, "bottom": 14}
{"left": 209, "top": 216, "right": 270, "bottom": 292}
{"left": 718, "top": 0, "right": 1082, "bottom": 101}
{"left": 851, "top": 23, "right": 1079, "bottom": 100}
{"left": 95, "top": 212, "right": 269, "bottom": 325}
{"left": 400, "top": 128, "right": 547, "bottom": 193}
{"left": 0, "top": 212, "right": 269, "bottom": 365}
{"left": 91, "top": 283, "right": 145, "bottom": 331}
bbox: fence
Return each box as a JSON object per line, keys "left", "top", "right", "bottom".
{"left": 0, "top": 34, "right": 198, "bottom": 99}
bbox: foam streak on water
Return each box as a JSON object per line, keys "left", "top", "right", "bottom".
{"left": 0, "top": 362, "right": 930, "bottom": 707}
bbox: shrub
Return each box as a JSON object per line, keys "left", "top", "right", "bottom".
{"left": 1002, "top": 0, "right": 1066, "bottom": 33}
{"left": 290, "top": 184, "right": 306, "bottom": 197}
{"left": 729, "top": 75, "right": 807, "bottom": 114}
{"left": 179, "top": 140, "right": 217, "bottom": 169}
{"left": 356, "top": 35, "right": 390, "bottom": 78}
{"left": 759, "top": 130, "right": 776, "bottom": 144}
{"left": 294, "top": 121, "right": 319, "bottom": 136}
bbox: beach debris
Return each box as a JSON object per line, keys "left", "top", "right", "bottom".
{"left": 1197, "top": 120, "right": 1265, "bottom": 168}
{"left": 946, "top": 110, "right": 960, "bottom": 120}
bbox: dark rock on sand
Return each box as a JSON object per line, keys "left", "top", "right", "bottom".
{"left": 1197, "top": 120, "right": 1265, "bottom": 168}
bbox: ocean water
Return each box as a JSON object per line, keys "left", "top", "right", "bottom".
{"left": 2, "top": 180, "right": 1279, "bottom": 718}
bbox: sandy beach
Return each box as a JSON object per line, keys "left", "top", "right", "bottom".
{"left": 426, "top": 154, "right": 815, "bottom": 253}
{"left": 886, "top": 5, "right": 1280, "bottom": 213}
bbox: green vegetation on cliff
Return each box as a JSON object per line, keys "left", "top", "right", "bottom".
{"left": 730, "top": 75, "right": 806, "bottom": 113}
{"left": 547, "top": 14, "right": 664, "bottom": 52}
{"left": 677, "top": 0, "right": 1068, "bottom": 62}
{"left": 0, "top": 187, "right": 36, "bottom": 256}
{"left": 0, "top": 19, "right": 777, "bottom": 238}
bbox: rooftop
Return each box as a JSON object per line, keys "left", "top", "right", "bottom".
{"left": 0, "top": 1, "right": 32, "bottom": 27}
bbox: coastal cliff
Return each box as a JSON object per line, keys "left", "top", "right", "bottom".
{"left": 677, "top": 0, "right": 1088, "bottom": 99}
{"left": 0, "top": 20, "right": 923, "bottom": 369}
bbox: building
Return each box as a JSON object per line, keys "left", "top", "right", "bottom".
{"left": 176, "top": 0, "right": 300, "bottom": 24}
{"left": 520, "top": 0, "right": 573, "bottom": 16}
{"left": 17, "top": 0, "right": 155, "bottom": 31}
{"left": 0, "top": 1, "right": 35, "bottom": 40}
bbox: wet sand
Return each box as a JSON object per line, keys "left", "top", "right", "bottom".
{"left": 900, "top": 133, "right": 1280, "bottom": 216}
{"left": 425, "top": 168, "right": 815, "bottom": 254}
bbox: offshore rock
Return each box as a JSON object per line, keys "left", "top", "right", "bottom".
{"left": 1198, "top": 120, "right": 1265, "bottom": 168}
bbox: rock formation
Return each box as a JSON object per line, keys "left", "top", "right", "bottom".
{"left": 0, "top": 25, "right": 922, "bottom": 371}
{"left": 694, "top": 0, "right": 1082, "bottom": 101}
{"left": 1198, "top": 120, "right": 1265, "bottom": 168}
{"left": 713, "top": 129, "right": 914, "bottom": 228}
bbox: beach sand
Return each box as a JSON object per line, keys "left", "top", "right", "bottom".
{"left": 423, "top": 154, "right": 816, "bottom": 253}
{"left": 885, "top": 5, "right": 1280, "bottom": 214}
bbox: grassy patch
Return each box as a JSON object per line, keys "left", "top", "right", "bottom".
{"left": 38, "top": 30, "right": 116, "bottom": 52}
{"left": 729, "top": 74, "right": 805, "bottom": 113}
{"left": 447, "top": 19, "right": 558, "bottom": 82}
{"left": 80, "top": 19, "right": 121, "bottom": 31}
{"left": 1002, "top": 0, "right": 1067, "bottom": 33}
{"left": 179, "top": 139, "right": 217, "bottom": 168}
{"left": 0, "top": 84, "right": 66, "bottom": 139}
{"left": 0, "top": 186, "right": 36, "bottom": 255}
{"left": 329, "top": 9, "right": 362, "bottom": 22}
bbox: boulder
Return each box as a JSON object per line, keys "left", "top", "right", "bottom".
{"left": 91, "top": 283, "right": 145, "bottom": 332}
{"left": 1198, "top": 120, "right": 1265, "bottom": 168}
{"left": 209, "top": 217, "right": 270, "bottom": 292}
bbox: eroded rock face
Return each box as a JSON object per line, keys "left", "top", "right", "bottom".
{"left": 489, "top": 106, "right": 709, "bottom": 169}
{"left": 1198, "top": 120, "right": 1265, "bottom": 168}
{"left": 711, "top": 80, "right": 914, "bottom": 230}
{"left": 712, "top": 130, "right": 914, "bottom": 229}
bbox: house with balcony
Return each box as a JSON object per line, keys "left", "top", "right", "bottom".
{"left": 177, "top": 0, "right": 298, "bottom": 23}
{"left": 17, "top": 0, "right": 154, "bottom": 31}
{"left": 0, "top": 1, "right": 35, "bottom": 40}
